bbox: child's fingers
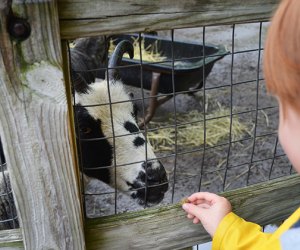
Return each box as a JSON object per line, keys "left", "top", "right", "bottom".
{"left": 187, "top": 213, "right": 194, "bottom": 219}
{"left": 182, "top": 203, "right": 205, "bottom": 221}
{"left": 193, "top": 217, "right": 200, "bottom": 224}
{"left": 188, "top": 201, "right": 211, "bottom": 207}
{"left": 188, "top": 192, "right": 222, "bottom": 203}
{"left": 188, "top": 199, "right": 210, "bottom": 206}
{"left": 198, "top": 203, "right": 211, "bottom": 209}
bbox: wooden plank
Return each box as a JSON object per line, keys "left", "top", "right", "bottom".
{"left": 85, "top": 174, "right": 300, "bottom": 250}
{"left": 0, "top": 1, "right": 85, "bottom": 249}
{"left": 0, "top": 229, "right": 23, "bottom": 249}
{"left": 57, "top": 0, "right": 280, "bottom": 39}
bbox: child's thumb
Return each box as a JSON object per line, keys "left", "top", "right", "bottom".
{"left": 182, "top": 203, "right": 204, "bottom": 220}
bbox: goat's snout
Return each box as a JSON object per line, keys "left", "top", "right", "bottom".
{"left": 142, "top": 161, "right": 168, "bottom": 184}
{"left": 130, "top": 160, "right": 168, "bottom": 205}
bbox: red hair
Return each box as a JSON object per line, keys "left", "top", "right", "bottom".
{"left": 264, "top": 0, "right": 300, "bottom": 114}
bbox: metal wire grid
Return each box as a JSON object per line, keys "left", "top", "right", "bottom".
{"left": 0, "top": 138, "right": 19, "bottom": 230}
{"left": 68, "top": 21, "right": 293, "bottom": 218}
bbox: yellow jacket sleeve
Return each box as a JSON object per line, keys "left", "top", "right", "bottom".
{"left": 212, "top": 212, "right": 281, "bottom": 250}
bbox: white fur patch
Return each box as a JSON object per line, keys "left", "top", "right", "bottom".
{"left": 76, "top": 79, "right": 159, "bottom": 191}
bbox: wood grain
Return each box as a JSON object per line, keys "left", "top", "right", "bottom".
{"left": 57, "top": 0, "right": 280, "bottom": 39}
{"left": 84, "top": 175, "right": 300, "bottom": 250}
{"left": 0, "top": 1, "right": 85, "bottom": 249}
{"left": 0, "top": 229, "right": 23, "bottom": 249}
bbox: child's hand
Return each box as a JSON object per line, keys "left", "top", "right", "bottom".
{"left": 182, "top": 192, "right": 232, "bottom": 237}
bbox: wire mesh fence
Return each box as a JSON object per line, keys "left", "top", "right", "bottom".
{"left": 68, "top": 21, "right": 294, "bottom": 219}
{"left": 0, "top": 138, "right": 19, "bottom": 230}
{"left": 0, "top": 21, "right": 293, "bottom": 230}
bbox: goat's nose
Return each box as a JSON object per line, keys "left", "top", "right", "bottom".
{"left": 133, "top": 160, "right": 168, "bottom": 205}
{"left": 142, "top": 161, "right": 153, "bottom": 170}
{"left": 142, "top": 161, "right": 168, "bottom": 185}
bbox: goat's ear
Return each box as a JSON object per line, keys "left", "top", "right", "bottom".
{"left": 128, "top": 92, "right": 134, "bottom": 99}
{"left": 74, "top": 36, "right": 108, "bottom": 65}
{"left": 70, "top": 36, "right": 108, "bottom": 94}
{"left": 70, "top": 49, "right": 91, "bottom": 94}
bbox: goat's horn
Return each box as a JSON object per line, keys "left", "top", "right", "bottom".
{"left": 108, "top": 40, "right": 134, "bottom": 82}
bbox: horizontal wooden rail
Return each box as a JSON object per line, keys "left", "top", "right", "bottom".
{"left": 0, "top": 229, "right": 23, "bottom": 249}
{"left": 2, "top": 174, "right": 300, "bottom": 249}
{"left": 84, "top": 174, "right": 300, "bottom": 249}
{"left": 57, "top": 0, "right": 279, "bottom": 39}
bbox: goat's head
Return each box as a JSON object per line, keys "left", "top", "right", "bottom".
{"left": 71, "top": 39, "right": 168, "bottom": 205}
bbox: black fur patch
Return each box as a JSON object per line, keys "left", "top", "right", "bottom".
{"left": 75, "top": 104, "right": 112, "bottom": 184}
{"left": 124, "top": 121, "right": 139, "bottom": 133}
{"left": 127, "top": 161, "right": 169, "bottom": 205}
{"left": 133, "top": 136, "right": 145, "bottom": 147}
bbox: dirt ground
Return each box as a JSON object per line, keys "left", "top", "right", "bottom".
{"left": 85, "top": 23, "right": 293, "bottom": 218}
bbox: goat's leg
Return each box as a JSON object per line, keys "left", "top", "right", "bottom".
{"left": 139, "top": 72, "right": 173, "bottom": 128}
{"left": 139, "top": 72, "right": 160, "bottom": 128}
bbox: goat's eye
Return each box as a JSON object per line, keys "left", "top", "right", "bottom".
{"left": 81, "top": 127, "right": 92, "bottom": 134}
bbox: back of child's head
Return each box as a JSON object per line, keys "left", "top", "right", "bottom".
{"left": 264, "top": 0, "right": 300, "bottom": 115}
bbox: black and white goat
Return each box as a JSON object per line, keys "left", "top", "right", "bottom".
{"left": 71, "top": 39, "right": 169, "bottom": 205}
{"left": 0, "top": 39, "right": 168, "bottom": 230}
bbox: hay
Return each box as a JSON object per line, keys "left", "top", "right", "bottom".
{"left": 109, "top": 37, "right": 167, "bottom": 62}
{"left": 147, "top": 108, "right": 251, "bottom": 152}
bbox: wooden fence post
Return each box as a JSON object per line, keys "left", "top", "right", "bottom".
{"left": 0, "top": 1, "right": 85, "bottom": 249}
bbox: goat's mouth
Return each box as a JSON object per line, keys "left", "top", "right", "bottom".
{"left": 129, "top": 180, "right": 169, "bottom": 206}
{"left": 135, "top": 163, "right": 169, "bottom": 205}
{"left": 122, "top": 161, "right": 169, "bottom": 205}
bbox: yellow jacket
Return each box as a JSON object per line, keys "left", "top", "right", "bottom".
{"left": 212, "top": 207, "right": 300, "bottom": 250}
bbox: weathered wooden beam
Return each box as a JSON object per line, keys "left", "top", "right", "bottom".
{"left": 85, "top": 174, "right": 300, "bottom": 250}
{"left": 0, "top": 1, "right": 85, "bottom": 249}
{"left": 2, "top": 175, "right": 300, "bottom": 249}
{"left": 57, "top": 0, "right": 280, "bottom": 39}
{"left": 0, "top": 229, "right": 23, "bottom": 249}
